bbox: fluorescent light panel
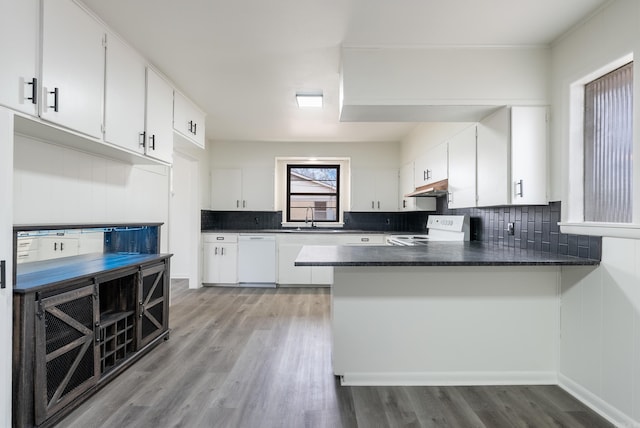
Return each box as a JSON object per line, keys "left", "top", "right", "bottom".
{"left": 296, "top": 93, "right": 323, "bottom": 108}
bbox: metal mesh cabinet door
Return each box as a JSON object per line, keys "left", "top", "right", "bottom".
{"left": 34, "top": 284, "right": 99, "bottom": 425}
{"left": 137, "top": 261, "right": 169, "bottom": 348}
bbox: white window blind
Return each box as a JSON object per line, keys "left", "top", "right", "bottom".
{"left": 583, "top": 62, "right": 633, "bottom": 223}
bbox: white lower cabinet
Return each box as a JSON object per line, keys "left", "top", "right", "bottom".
{"left": 203, "top": 234, "right": 238, "bottom": 285}
{"left": 38, "top": 237, "right": 79, "bottom": 260}
{"left": 277, "top": 233, "right": 386, "bottom": 285}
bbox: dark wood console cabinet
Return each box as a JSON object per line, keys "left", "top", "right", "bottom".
{"left": 13, "top": 254, "right": 171, "bottom": 428}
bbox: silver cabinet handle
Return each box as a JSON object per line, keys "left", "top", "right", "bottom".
{"left": 377, "top": 201, "right": 380, "bottom": 209}
{"left": 221, "top": 247, "right": 225, "bottom": 256}
{"left": 214, "top": 247, "right": 218, "bottom": 255}
{"left": 243, "top": 200, "right": 246, "bottom": 208}
{"left": 515, "top": 179, "right": 524, "bottom": 197}
{"left": 236, "top": 200, "right": 240, "bottom": 208}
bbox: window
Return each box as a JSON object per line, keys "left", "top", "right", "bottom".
{"left": 583, "top": 62, "right": 633, "bottom": 223}
{"left": 286, "top": 165, "right": 339, "bottom": 223}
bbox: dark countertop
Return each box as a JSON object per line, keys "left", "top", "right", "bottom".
{"left": 295, "top": 241, "right": 600, "bottom": 267}
{"left": 201, "top": 229, "right": 401, "bottom": 235}
{"left": 15, "top": 253, "right": 172, "bottom": 293}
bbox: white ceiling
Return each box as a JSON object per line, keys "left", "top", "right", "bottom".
{"left": 79, "top": 0, "right": 609, "bottom": 144}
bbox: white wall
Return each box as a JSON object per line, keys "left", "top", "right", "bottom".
{"left": 13, "top": 134, "right": 170, "bottom": 251}
{"left": 400, "top": 122, "right": 473, "bottom": 165}
{"left": 210, "top": 139, "right": 400, "bottom": 171}
{"left": 0, "top": 109, "right": 14, "bottom": 428}
{"left": 341, "top": 47, "right": 550, "bottom": 122}
{"left": 551, "top": 1, "right": 640, "bottom": 426}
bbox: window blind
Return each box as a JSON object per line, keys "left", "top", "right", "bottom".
{"left": 584, "top": 62, "right": 633, "bottom": 223}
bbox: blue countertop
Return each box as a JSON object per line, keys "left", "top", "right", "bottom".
{"left": 15, "top": 253, "right": 171, "bottom": 293}
{"left": 295, "top": 241, "right": 600, "bottom": 267}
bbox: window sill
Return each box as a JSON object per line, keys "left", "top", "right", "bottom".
{"left": 559, "top": 222, "right": 640, "bottom": 239}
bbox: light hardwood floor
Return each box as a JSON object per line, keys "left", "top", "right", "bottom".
{"left": 58, "top": 280, "right": 613, "bottom": 428}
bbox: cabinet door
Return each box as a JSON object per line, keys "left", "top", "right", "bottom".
{"left": 41, "top": 0, "right": 105, "bottom": 138}
{"left": 211, "top": 169, "right": 242, "bottom": 210}
{"left": 203, "top": 243, "right": 237, "bottom": 284}
{"left": 351, "top": 168, "right": 398, "bottom": 211}
{"left": 173, "top": 91, "right": 206, "bottom": 148}
{"left": 38, "top": 237, "right": 79, "bottom": 260}
{"left": 448, "top": 125, "right": 477, "bottom": 209}
{"left": 0, "top": 0, "right": 39, "bottom": 115}
{"left": 218, "top": 244, "right": 238, "bottom": 284}
{"left": 241, "top": 168, "right": 275, "bottom": 210}
{"left": 350, "top": 169, "right": 376, "bottom": 211}
{"left": 376, "top": 169, "right": 399, "bottom": 211}
{"left": 511, "top": 106, "right": 548, "bottom": 205}
{"left": 415, "top": 143, "right": 447, "bottom": 187}
{"left": 104, "top": 32, "right": 146, "bottom": 154}
{"left": 138, "top": 262, "right": 169, "bottom": 348}
{"left": 399, "top": 162, "right": 416, "bottom": 211}
{"left": 145, "top": 68, "right": 174, "bottom": 164}
{"left": 34, "top": 284, "right": 99, "bottom": 425}
{"left": 476, "top": 107, "right": 509, "bottom": 207}
{"left": 277, "top": 243, "right": 311, "bottom": 285}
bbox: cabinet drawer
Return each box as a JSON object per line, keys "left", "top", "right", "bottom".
{"left": 203, "top": 233, "right": 238, "bottom": 243}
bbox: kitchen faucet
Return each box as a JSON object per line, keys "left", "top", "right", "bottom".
{"left": 305, "top": 207, "right": 316, "bottom": 227}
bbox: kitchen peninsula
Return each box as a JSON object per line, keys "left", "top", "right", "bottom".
{"left": 296, "top": 242, "right": 599, "bottom": 386}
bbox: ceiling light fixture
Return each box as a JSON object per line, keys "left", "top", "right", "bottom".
{"left": 296, "top": 92, "right": 323, "bottom": 108}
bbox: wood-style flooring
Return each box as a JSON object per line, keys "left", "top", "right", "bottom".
{"left": 58, "top": 281, "right": 613, "bottom": 428}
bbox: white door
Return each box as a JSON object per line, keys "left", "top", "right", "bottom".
{"left": 170, "top": 152, "right": 200, "bottom": 288}
{"left": 0, "top": 108, "right": 14, "bottom": 427}
{"left": 0, "top": 0, "right": 38, "bottom": 115}
{"left": 41, "top": 0, "right": 105, "bottom": 138}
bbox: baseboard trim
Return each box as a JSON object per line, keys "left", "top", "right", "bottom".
{"left": 558, "top": 373, "right": 639, "bottom": 428}
{"left": 339, "top": 371, "right": 558, "bottom": 386}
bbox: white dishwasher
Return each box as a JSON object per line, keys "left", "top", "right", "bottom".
{"left": 237, "top": 235, "right": 276, "bottom": 287}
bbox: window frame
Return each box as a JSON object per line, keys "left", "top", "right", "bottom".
{"left": 286, "top": 164, "right": 340, "bottom": 223}
{"left": 560, "top": 53, "right": 640, "bottom": 238}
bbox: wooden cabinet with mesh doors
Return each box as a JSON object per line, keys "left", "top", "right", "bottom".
{"left": 12, "top": 255, "right": 170, "bottom": 428}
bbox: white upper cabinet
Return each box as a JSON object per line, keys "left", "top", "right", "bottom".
{"left": 0, "top": 0, "right": 39, "bottom": 115}
{"left": 414, "top": 142, "right": 447, "bottom": 188}
{"left": 104, "top": 32, "right": 146, "bottom": 154}
{"left": 351, "top": 168, "right": 398, "bottom": 211}
{"left": 173, "top": 91, "right": 206, "bottom": 149}
{"left": 144, "top": 68, "right": 174, "bottom": 164}
{"left": 41, "top": 0, "right": 105, "bottom": 139}
{"left": 447, "top": 125, "right": 477, "bottom": 209}
{"left": 399, "top": 162, "right": 437, "bottom": 211}
{"left": 476, "top": 107, "right": 510, "bottom": 207}
{"left": 476, "top": 106, "right": 548, "bottom": 207}
{"left": 511, "top": 106, "right": 548, "bottom": 205}
{"left": 211, "top": 168, "right": 275, "bottom": 211}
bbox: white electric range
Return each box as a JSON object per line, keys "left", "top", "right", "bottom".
{"left": 386, "top": 214, "right": 470, "bottom": 245}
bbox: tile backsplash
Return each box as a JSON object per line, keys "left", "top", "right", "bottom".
{"left": 439, "top": 200, "right": 601, "bottom": 260}
{"left": 201, "top": 200, "right": 601, "bottom": 260}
